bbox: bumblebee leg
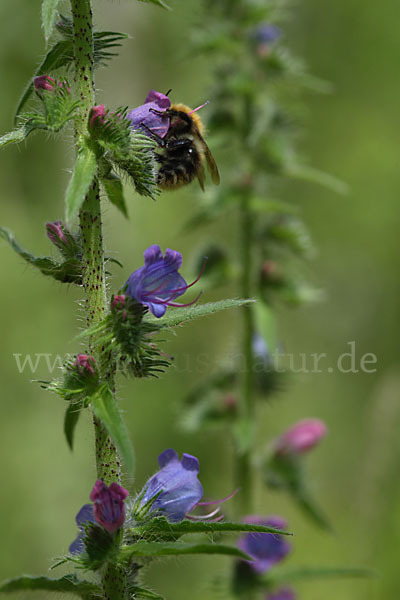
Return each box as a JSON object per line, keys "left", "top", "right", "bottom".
{"left": 138, "top": 122, "right": 166, "bottom": 146}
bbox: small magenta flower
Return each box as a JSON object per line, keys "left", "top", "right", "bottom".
{"left": 34, "top": 75, "right": 55, "bottom": 91}
{"left": 75, "top": 354, "right": 96, "bottom": 376}
{"left": 69, "top": 504, "right": 95, "bottom": 554}
{"left": 90, "top": 480, "right": 129, "bottom": 533}
{"left": 125, "top": 244, "right": 203, "bottom": 318}
{"left": 127, "top": 90, "right": 171, "bottom": 139}
{"left": 274, "top": 419, "right": 327, "bottom": 456}
{"left": 238, "top": 516, "right": 291, "bottom": 574}
{"left": 267, "top": 588, "right": 296, "bottom": 600}
{"left": 89, "top": 104, "right": 106, "bottom": 129}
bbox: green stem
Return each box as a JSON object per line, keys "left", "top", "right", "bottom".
{"left": 70, "top": 1, "right": 126, "bottom": 597}
{"left": 236, "top": 191, "right": 255, "bottom": 517}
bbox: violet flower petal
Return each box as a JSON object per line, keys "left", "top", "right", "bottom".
{"left": 69, "top": 504, "right": 95, "bottom": 555}
{"left": 127, "top": 89, "right": 171, "bottom": 138}
{"left": 139, "top": 448, "right": 203, "bottom": 522}
{"left": 238, "top": 515, "right": 291, "bottom": 574}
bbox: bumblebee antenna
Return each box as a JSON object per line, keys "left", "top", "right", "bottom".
{"left": 188, "top": 100, "right": 210, "bottom": 115}
{"left": 165, "top": 89, "right": 172, "bottom": 96}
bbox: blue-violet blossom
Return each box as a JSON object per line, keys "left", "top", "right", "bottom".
{"left": 127, "top": 90, "right": 171, "bottom": 138}
{"left": 126, "top": 244, "right": 203, "bottom": 318}
{"left": 238, "top": 515, "right": 291, "bottom": 574}
{"left": 69, "top": 504, "right": 95, "bottom": 554}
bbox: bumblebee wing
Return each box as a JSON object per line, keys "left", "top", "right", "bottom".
{"left": 197, "top": 162, "right": 206, "bottom": 192}
{"left": 197, "top": 132, "right": 220, "bottom": 185}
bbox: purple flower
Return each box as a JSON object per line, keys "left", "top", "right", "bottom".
{"left": 127, "top": 90, "right": 171, "bottom": 139}
{"left": 267, "top": 588, "right": 296, "bottom": 600}
{"left": 90, "top": 480, "right": 129, "bottom": 533}
{"left": 238, "top": 516, "right": 291, "bottom": 574}
{"left": 69, "top": 504, "right": 95, "bottom": 554}
{"left": 253, "top": 23, "right": 282, "bottom": 45}
{"left": 89, "top": 104, "right": 106, "bottom": 129}
{"left": 274, "top": 419, "right": 327, "bottom": 456}
{"left": 138, "top": 449, "right": 204, "bottom": 522}
{"left": 125, "top": 244, "right": 203, "bottom": 318}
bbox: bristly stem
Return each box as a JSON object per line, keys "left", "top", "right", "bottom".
{"left": 235, "top": 94, "right": 256, "bottom": 518}
{"left": 70, "top": 1, "right": 126, "bottom": 597}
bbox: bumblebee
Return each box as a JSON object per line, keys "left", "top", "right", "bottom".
{"left": 149, "top": 102, "right": 220, "bottom": 191}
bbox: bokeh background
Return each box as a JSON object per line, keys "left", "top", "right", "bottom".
{"left": 0, "top": 1, "right": 399, "bottom": 599}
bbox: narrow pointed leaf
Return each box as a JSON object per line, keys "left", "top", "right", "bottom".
{"left": 136, "top": 517, "right": 292, "bottom": 537}
{"left": 42, "top": 0, "right": 62, "bottom": 41}
{"left": 64, "top": 402, "right": 82, "bottom": 450}
{"left": 91, "top": 384, "right": 134, "bottom": 475}
{"left": 0, "top": 226, "right": 81, "bottom": 284}
{"left": 0, "top": 123, "right": 36, "bottom": 148}
{"left": 137, "top": 0, "right": 171, "bottom": 10}
{"left": 121, "top": 541, "right": 250, "bottom": 560}
{"left": 285, "top": 164, "right": 349, "bottom": 195}
{"left": 0, "top": 574, "right": 101, "bottom": 595}
{"left": 65, "top": 143, "right": 98, "bottom": 222}
{"left": 129, "top": 586, "right": 165, "bottom": 600}
{"left": 103, "top": 175, "right": 128, "bottom": 217}
{"left": 149, "top": 299, "right": 255, "bottom": 330}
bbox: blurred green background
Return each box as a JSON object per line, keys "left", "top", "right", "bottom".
{"left": 0, "top": 1, "right": 399, "bottom": 599}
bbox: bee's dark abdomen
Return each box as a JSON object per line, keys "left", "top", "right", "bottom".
{"left": 157, "top": 144, "right": 201, "bottom": 190}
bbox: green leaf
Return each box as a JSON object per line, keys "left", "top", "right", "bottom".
{"left": 103, "top": 174, "right": 128, "bottom": 217}
{"left": 0, "top": 574, "right": 101, "bottom": 596}
{"left": 15, "top": 40, "right": 73, "bottom": 122}
{"left": 264, "top": 566, "right": 377, "bottom": 586}
{"left": 42, "top": 0, "right": 62, "bottom": 42}
{"left": 65, "top": 142, "right": 98, "bottom": 222}
{"left": 285, "top": 164, "right": 349, "bottom": 195}
{"left": 137, "top": 0, "right": 171, "bottom": 11}
{"left": 0, "top": 123, "right": 37, "bottom": 148}
{"left": 0, "top": 226, "right": 81, "bottom": 284}
{"left": 64, "top": 402, "right": 82, "bottom": 450}
{"left": 121, "top": 541, "right": 250, "bottom": 560}
{"left": 91, "top": 384, "right": 134, "bottom": 475}
{"left": 149, "top": 299, "right": 255, "bottom": 330}
{"left": 129, "top": 586, "right": 165, "bottom": 600}
{"left": 136, "top": 516, "right": 292, "bottom": 537}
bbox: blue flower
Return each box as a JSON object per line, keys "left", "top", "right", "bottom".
{"left": 238, "top": 515, "right": 291, "bottom": 574}
{"left": 126, "top": 245, "right": 202, "bottom": 318}
{"left": 138, "top": 448, "right": 204, "bottom": 522}
{"left": 253, "top": 23, "right": 282, "bottom": 45}
{"left": 69, "top": 504, "right": 95, "bottom": 554}
{"left": 127, "top": 90, "right": 171, "bottom": 139}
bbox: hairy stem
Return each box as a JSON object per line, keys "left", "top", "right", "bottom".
{"left": 71, "top": 1, "right": 126, "bottom": 597}
{"left": 235, "top": 191, "right": 255, "bottom": 517}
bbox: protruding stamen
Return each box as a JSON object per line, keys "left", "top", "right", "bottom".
{"left": 188, "top": 101, "right": 210, "bottom": 115}
{"left": 196, "top": 488, "right": 239, "bottom": 507}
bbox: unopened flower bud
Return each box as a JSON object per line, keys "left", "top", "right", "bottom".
{"left": 222, "top": 393, "right": 237, "bottom": 412}
{"left": 111, "top": 294, "right": 126, "bottom": 310}
{"left": 75, "top": 354, "right": 96, "bottom": 376}
{"left": 252, "top": 23, "right": 282, "bottom": 58}
{"left": 90, "top": 480, "right": 129, "bottom": 533}
{"left": 34, "top": 75, "right": 55, "bottom": 92}
{"left": 274, "top": 419, "right": 327, "bottom": 456}
{"left": 89, "top": 104, "right": 106, "bottom": 129}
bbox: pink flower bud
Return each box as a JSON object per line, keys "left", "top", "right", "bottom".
{"left": 90, "top": 480, "right": 129, "bottom": 533}
{"left": 89, "top": 104, "right": 106, "bottom": 129}
{"left": 274, "top": 419, "right": 327, "bottom": 456}
{"left": 34, "top": 75, "right": 55, "bottom": 92}
{"left": 75, "top": 354, "right": 96, "bottom": 376}
{"left": 46, "top": 221, "right": 68, "bottom": 246}
{"left": 111, "top": 294, "right": 126, "bottom": 310}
